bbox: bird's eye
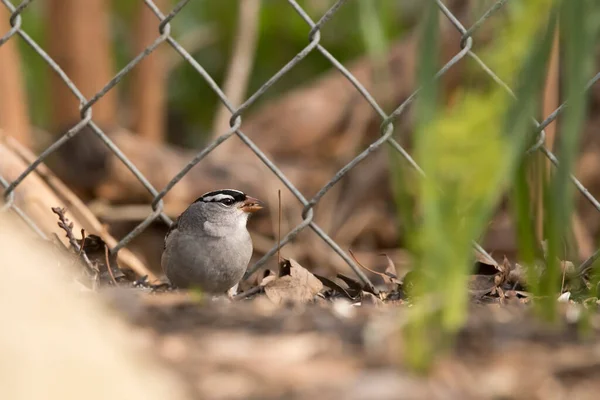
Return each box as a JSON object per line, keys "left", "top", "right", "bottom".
{"left": 221, "top": 198, "right": 234, "bottom": 206}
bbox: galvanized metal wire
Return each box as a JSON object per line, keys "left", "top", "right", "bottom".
{"left": 1, "top": 0, "right": 599, "bottom": 289}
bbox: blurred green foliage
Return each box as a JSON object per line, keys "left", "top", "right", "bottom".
{"left": 16, "top": 0, "right": 411, "bottom": 146}
{"left": 164, "top": 0, "right": 407, "bottom": 146}
{"left": 396, "top": 0, "right": 600, "bottom": 371}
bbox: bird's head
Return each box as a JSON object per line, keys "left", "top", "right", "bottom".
{"left": 192, "top": 189, "right": 263, "bottom": 226}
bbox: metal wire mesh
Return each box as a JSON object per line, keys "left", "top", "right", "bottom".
{"left": 1, "top": 0, "right": 599, "bottom": 290}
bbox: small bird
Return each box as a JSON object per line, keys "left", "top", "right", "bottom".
{"left": 161, "top": 189, "right": 263, "bottom": 294}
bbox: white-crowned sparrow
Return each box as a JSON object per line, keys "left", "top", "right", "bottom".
{"left": 161, "top": 189, "right": 263, "bottom": 293}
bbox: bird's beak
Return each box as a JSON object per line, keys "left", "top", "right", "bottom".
{"left": 239, "top": 196, "right": 263, "bottom": 213}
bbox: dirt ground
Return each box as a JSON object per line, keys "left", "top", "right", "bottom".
{"left": 4, "top": 214, "right": 600, "bottom": 400}
{"left": 100, "top": 287, "right": 600, "bottom": 400}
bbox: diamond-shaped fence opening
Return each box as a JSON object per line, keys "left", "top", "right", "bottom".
{"left": 1, "top": 0, "right": 600, "bottom": 290}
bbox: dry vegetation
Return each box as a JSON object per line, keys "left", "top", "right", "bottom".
{"left": 3, "top": 212, "right": 600, "bottom": 400}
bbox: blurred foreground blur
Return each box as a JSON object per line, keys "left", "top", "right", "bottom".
{"left": 0, "top": 214, "right": 188, "bottom": 400}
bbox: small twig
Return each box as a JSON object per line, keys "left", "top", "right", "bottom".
{"left": 77, "top": 229, "right": 86, "bottom": 258}
{"left": 578, "top": 248, "right": 600, "bottom": 277}
{"left": 68, "top": 229, "right": 87, "bottom": 271}
{"left": 104, "top": 244, "right": 118, "bottom": 286}
{"left": 348, "top": 249, "right": 391, "bottom": 298}
{"left": 277, "top": 189, "right": 282, "bottom": 266}
{"left": 233, "top": 285, "right": 263, "bottom": 301}
{"left": 348, "top": 248, "right": 386, "bottom": 279}
{"left": 51, "top": 207, "right": 96, "bottom": 275}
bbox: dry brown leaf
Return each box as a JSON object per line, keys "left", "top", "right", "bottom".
{"left": 347, "top": 250, "right": 400, "bottom": 293}
{"left": 360, "top": 291, "right": 383, "bottom": 307}
{"left": 313, "top": 274, "right": 358, "bottom": 300}
{"left": 474, "top": 249, "right": 499, "bottom": 269}
{"left": 264, "top": 259, "right": 323, "bottom": 305}
{"left": 471, "top": 257, "right": 513, "bottom": 299}
{"left": 468, "top": 275, "right": 496, "bottom": 298}
{"left": 508, "top": 262, "right": 528, "bottom": 287}
{"left": 336, "top": 273, "right": 365, "bottom": 292}
{"left": 493, "top": 256, "right": 512, "bottom": 288}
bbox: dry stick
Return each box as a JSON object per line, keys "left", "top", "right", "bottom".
{"left": 4, "top": 136, "right": 156, "bottom": 280}
{"left": 348, "top": 249, "right": 391, "bottom": 299}
{"left": 347, "top": 248, "right": 391, "bottom": 286}
{"left": 277, "top": 189, "right": 282, "bottom": 266}
{"left": 578, "top": 248, "right": 600, "bottom": 277}
{"left": 51, "top": 207, "right": 96, "bottom": 275}
{"left": 104, "top": 244, "right": 118, "bottom": 286}
{"left": 211, "top": 0, "right": 261, "bottom": 141}
{"left": 77, "top": 228, "right": 87, "bottom": 259}
{"left": 71, "top": 229, "right": 89, "bottom": 273}
{"left": 68, "top": 229, "right": 87, "bottom": 271}
{"left": 233, "top": 285, "right": 263, "bottom": 301}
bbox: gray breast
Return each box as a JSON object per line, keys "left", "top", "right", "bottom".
{"left": 161, "top": 229, "right": 252, "bottom": 293}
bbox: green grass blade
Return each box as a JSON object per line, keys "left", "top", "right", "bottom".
{"left": 404, "top": 1, "right": 440, "bottom": 371}
{"left": 541, "top": 0, "right": 596, "bottom": 318}
{"left": 403, "top": 0, "right": 557, "bottom": 371}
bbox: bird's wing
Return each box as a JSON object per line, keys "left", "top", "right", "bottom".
{"left": 164, "top": 217, "right": 180, "bottom": 250}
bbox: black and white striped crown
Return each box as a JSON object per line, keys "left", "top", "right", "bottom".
{"left": 195, "top": 189, "right": 247, "bottom": 204}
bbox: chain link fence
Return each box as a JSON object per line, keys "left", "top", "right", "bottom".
{"left": 2, "top": 0, "right": 600, "bottom": 290}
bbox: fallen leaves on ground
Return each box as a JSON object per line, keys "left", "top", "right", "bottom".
{"left": 109, "top": 290, "right": 600, "bottom": 400}
{"left": 264, "top": 259, "right": 324, "bottom": 305}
